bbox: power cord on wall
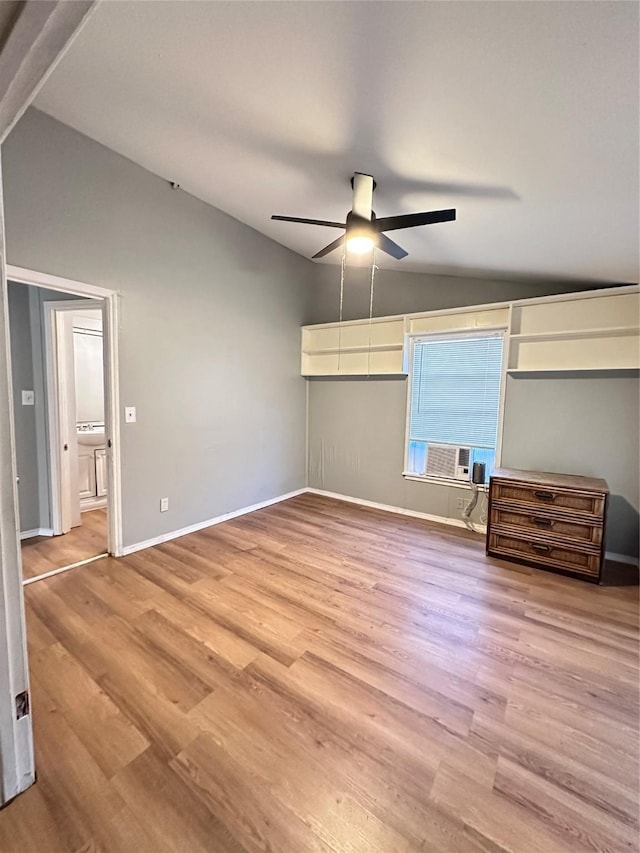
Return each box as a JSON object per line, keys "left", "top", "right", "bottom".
{"left": 480, "top": 490, "right": 488, "bottom": 526}
{"left": 462, "top": 482, "right": 479, "bottom": 532}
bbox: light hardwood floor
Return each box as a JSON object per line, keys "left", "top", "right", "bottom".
{"left": 1, "top": 493, "right": 638, "bottom": 852}
{"left": 21, "top": 509, "right": 108, "bottom": 580}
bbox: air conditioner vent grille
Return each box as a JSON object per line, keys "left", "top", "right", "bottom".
{"left": 425, "top": 443, "right": 471, "bottom": 481}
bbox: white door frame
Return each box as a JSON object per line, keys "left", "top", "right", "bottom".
{"left": 0, "top": 0, "right": 99, "bottom": 808}
{"left": 44, "top": 299, "right": 101, "bottom": 536}
{"left": 8, "top": 265, "right": 123, "bottom": 557}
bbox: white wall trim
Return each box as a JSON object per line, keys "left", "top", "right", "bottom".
{"left": 7, "top": 266, "right": 123, "bottom": 558}
{"left": 6, "top": 265, "right": 116, "bottom": 300}
{"left": 19, "top": 528, "right": 53, "bottom": 540}
{"left": 510, "top": 283, "right": 639, "bottom": 308}
{"left": 306, "top": 487, "right": 487, "bottom": 534}
{"left": 80, "top": 497, "right": 107, "bottom": 513}
{"left": 402, "top": 473, "right": 489, "bottom": 492}
{"left": 121, "top": 488, "right": 308, "bottom": 556}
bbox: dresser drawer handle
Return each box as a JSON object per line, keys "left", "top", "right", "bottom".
{"left": 531, "top": 516, "right": 554, "bottom": 528}
{"left": 533, "top": 490, "right": 556, "bottom": 502}
{"left": 531, "top": 543, "right": 551, "bottom": 554}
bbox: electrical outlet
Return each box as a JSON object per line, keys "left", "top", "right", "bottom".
{"left": 22, "top": 390, "right": 35, "bottom": 406}
{"left": 160, "top": 497, "right": 169, "bottom": 512}
{"left": 456, "top": 497, "right": 465, "bottom": 509}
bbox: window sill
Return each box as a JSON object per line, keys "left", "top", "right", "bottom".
{"left": 402, "top": 473, "right": 490, "bottom": 491}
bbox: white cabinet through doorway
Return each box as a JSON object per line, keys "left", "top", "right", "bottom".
{"left": 78, "top": 442, "right": 107, "bottom": 509}
{"left": 95, "top": 448, "right": 107, "bottom": 497}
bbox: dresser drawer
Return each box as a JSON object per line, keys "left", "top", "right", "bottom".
{"left": 492, "top": 481, "right": 605, "bottom": 517}
{"left": 488, "top": 532, "right": 601, "bottom": 577}
{"left": 490, "top": 504, "right": 603, "bottom": 546}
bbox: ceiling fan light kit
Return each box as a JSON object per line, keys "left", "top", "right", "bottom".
{"left": 345, "top": 234, "right": 375, "bottom": 255}
{"left": 271, "top": 172, "right": 457, "bottom": 261}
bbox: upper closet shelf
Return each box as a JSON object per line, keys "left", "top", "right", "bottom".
{"left": 507, "top": 367, "right": 639, "bottom": 378}
{"left": 509, "top": 325, "right": 639, "bottom": 343}
{"left": 301, "top": 286, "right": 639, "bottom": 378}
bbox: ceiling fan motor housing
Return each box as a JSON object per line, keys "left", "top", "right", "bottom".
{"left": 345, "top": 210, "right": 376, "bottom": 232}
{"left": 271, "top": 171, "right": 456, "bottom": 260}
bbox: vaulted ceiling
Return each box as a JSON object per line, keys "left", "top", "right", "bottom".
{"left": 34, "top": 1, "right": 638, "bottom": 283}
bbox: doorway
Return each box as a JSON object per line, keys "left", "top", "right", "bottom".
{"left": 6, "top": 266, "right": 122, "bottom": 583}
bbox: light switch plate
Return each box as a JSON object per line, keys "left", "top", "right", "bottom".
{"left": 160, "top": 497, "right": 169, "bottom": 512}
{"left": 124, "top": 406, "right": 136, "bottom": 423}
{"left": 22, "top": 390, "right": 35, "bottom": 406}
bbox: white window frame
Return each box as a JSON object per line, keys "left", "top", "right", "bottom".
{"left": 402, "top": 326, "right": 509, "bottom": 489}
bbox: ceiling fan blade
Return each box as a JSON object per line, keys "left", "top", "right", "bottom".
{"left": 374, "top": 209, "right": 456, "bottom": 232}
{"left": 271, "top": 215, "right": 345, "bottom": 228}
{"left": 351, "top": 173, "right": 374, "bottom": 221}
{"left": 312, "top": 234, "right": 345, "bottom": 259}
{"left": 377, "top": 233, "right": 408, "bottom": 260}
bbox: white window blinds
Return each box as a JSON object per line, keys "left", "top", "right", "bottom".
{"left": 409, "top": 332, "right": 504, "bottom": 449}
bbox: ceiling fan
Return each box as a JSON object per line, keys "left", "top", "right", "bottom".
{"left": 271, "top": 173, "right": 456, "bottom": 260}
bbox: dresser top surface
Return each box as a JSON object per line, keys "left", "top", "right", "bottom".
{"left": 491, "top": 467, "right": 609, "bottom": 494}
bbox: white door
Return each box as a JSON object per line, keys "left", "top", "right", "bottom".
{"left": 49, "top": 308, "right": 83, "bottom": 532}
{"left": 95, "top": 448, "right": 107, "bottom": 497}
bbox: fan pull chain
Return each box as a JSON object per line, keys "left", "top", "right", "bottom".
{"left": 367, "top": 249, "right": 377, "bottom": 378}
{"left": 337, "top": 250, "right": 346, "bottom": 372}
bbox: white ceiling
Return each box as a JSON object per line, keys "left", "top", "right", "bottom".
{"left": 34, "top": 1, "right": 639, "bottom": 283}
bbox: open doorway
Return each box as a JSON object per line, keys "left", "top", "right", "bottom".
{"left": 6, "top": 269, "right": 121, "bottom": 583}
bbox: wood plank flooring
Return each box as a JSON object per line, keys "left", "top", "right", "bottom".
{"left": 21, "top": 508, "right": 108, "bottom": 580}
{"left": 1, "top": 493, "right": 638, "bottom": 852}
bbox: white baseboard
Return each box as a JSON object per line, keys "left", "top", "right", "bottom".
{"left": 20, "top": 528, "right": 54, "bottom": 540}
{"left": 81, "top": 497, "right": 107, "bottom": 512}
{"left": 120, "top": 488, "right": 307, "bottom": 557}
{"left": 306, "top": 488, "right": 487, "bottom": 534}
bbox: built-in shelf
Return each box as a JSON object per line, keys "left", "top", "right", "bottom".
{"left": 301, "top": 285, "right": 639, "bottom": 378}
{"left": 302, "top": 315, "right": 406, "bottom": 376}
{"left": 308, "top": 373, "right": 407, "bottom": 381}
{"left": 304, "top": 343, "right": 402, "bottom": 356}
{"left": 507, "top": 367, "right": 640, "bottom": 378}
{"left": 509, "top": 326, "right": 640, "bottom": 343}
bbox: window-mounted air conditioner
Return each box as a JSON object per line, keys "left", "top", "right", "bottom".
{"left": 425, "top": 443, "right": 471, "bottom": 481}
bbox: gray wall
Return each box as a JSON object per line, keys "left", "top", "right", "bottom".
{"left": 308, "top": 374, "right": 639, "bottom": 558}
{"left": 308, "top": 263, "right": 599, "bottom": 324}
{"left": 502, "top": 376, "right": 639, "bottom": 558}
{"left": 308, "top": 378, "right": 469, "bottom": 521}
{"left": 7, "top": 283, "right": 38, "bottom": 531}
{"left": 7, "top": 282, "right": 87, "bottom": 533}
{"left": 308, "top": 205, "right": 640, "bottom": 556}
{"left": 3, "top": 108, "right": 313, "bottom": 548}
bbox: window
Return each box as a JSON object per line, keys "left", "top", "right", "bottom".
{"left": 405, "top": 331, "right": 505, "bottom": 482}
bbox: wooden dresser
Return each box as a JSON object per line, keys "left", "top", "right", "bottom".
{"left": 487, "top": 468, "right": 609, "bottom": 582}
